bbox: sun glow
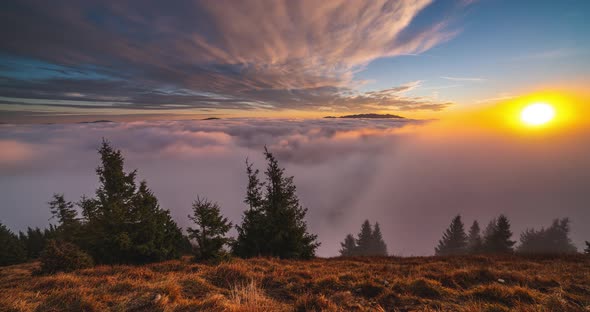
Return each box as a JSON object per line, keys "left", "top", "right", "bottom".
{"left": 520, "top": 103, "right": 555, "bottom": 126}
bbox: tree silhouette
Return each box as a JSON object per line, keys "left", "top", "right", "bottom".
{"left": 234, "top": 148, "right": 319, "bottom": 259}
{"left": 79, "top": 140, "right": 185, "bottom": 264}
{"left": 339, "top": 234, "right": 357, "bottom": 257}
{"left": 466, "top": 221, "right": 483, "bottom": 254}
{"left": 341, "top": 220, "right": 388, "bottom": 256}
{"left": 0, "top": 222, "right": 26, "bottom": 266}
{"left": 483, "top": 215, "right": 515, "bottom": 254}
{"left": 356, "top": 220, "right": 374, "bottom": 256}
{"left": 435, "top": 215, "right": 468, "bottom": 256}
{"left": 517, "top": 218, "right": 577, "bottom": 254}
{"left": 188, "top": 197, "right": 233, "bottom": 262}
{"left": 18, "top": 227, "right": 49, "bottom": 259}
{"left": 48, "top": 193, "right": 80, "bottom": 240}
{"left": 234, "top": 160, "right": 266, "bottom": 258}
{"left": 370, "top": 223, "right": 388, "bottom": 256}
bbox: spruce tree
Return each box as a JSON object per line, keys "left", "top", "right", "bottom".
{"left": 355, "top": 220, "right": 374, "bottom": 256}
{"left": 467, "top": 221, "right": 483, "bottom": 254}
{"left": 517, "top": 218, "right": 577, "bottom": 254}
{"left": 234, "top": 148, "right": 319, "bottom": 259}
{"left": 339, "top": 234, "right": 357, "bottom": 257}
{"left": 234, "top": 160, "right": 266, "bottom": 257}
{"left": 188, "top": 197, "right": 233, "bottom": 261}
{"left": 483, "top": 215, "right": 515, "bottom": 254}
{"left": 48, "top": 193, "right": 80, "bottom": 240}
{"left": 370, "top": 223, "right": 388, "bottom": 256}
{"left": 80, "top": 140, "right": 184, "bottom": 264}
{"left": 435, "top": 215, "right": 468, "bottom": 256}
{"left": 0, "top": 222, "right": 26, "bottom": 266}
{"left": 18, "top": 227, "right": 47, "bottom": 259}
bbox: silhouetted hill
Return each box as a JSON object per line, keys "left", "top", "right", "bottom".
{"left": 324, "top": 113, "right": 404, "bottom": 119}
{"left": 203, "top": 117, "right": 221, "bottom": 120}
{"left": 79, "top": 120, "right": 114, "bottom": 124}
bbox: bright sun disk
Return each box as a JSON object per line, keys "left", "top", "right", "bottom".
{"left": 520, "top": 103, "right": 555, "bottom": 126}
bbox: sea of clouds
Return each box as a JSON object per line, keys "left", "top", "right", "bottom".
{"left": 1, "top": 118, "right": 589, "bottom": 256}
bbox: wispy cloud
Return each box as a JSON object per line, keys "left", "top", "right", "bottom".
{"left": 0, "top": 0, "right": 466, "bottom": 118}
{"left": 440, "top": 76, "right": 485, "bottom": 82}
{"left": 475, "top": 93, "right": 515, "bottom": 103}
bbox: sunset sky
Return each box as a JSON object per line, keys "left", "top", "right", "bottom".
{"left": 1, "top": 0, "right": 588, "bottom": 122}
{"left": 1, "top": 1, "right": 590, "bottom": 257}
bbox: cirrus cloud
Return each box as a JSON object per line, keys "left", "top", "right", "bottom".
{"left": 0, "top": 0, "right": 461, "bottom": 119}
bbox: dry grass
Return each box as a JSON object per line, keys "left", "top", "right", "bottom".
{"left": 0, "top": 255, "right": 589, "bottom": 311}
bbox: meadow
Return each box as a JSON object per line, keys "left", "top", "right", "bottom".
{"left": 1, "top": 255, "right": 588, "bottom": 312}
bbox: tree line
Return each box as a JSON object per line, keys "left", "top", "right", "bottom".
{"left": 0, "top": 140, "right": 318, "bottom": 270}
{"left": 1, "top": 140, "right": 590, "bottom": 270}
{"left": 339, "top": 220, "right": 388, "bottom": 257}
{"left": 434, "top": 214, "right": 580, "bottom": 256}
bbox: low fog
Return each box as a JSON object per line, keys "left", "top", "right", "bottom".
{"left": 0, "top": 118, "right": 588, "bottom": 256}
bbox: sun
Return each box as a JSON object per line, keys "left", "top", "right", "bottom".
{"left": 520, "top": 103, "right": 555, "bottom": 126}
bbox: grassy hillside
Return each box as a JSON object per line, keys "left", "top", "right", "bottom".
{"left": 1, "top": 256, "right": 589, "bottom": 311}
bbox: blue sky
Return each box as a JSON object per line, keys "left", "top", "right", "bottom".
{"left": 0, "top": 0, "right": 588, "bottom": 122}
{"left": 358, "top": 0, "right": 590, "bottom": 105}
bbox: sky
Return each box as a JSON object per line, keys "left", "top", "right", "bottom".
{"left": 1, "top": 0, "right": 590, "bottom": 256}
{"left": 0, "top": 0, "right": 588, "bottom": 122}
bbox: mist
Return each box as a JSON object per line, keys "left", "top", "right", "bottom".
{"left": 1, "top": 118, "right": 588, "bottom": 257}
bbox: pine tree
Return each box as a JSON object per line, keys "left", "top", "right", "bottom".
{"left": 467, "top": 221, "right": 483, "bottom": 254}
{"left": 339, "top": 234, "right": 357, "bottom": 257}
{"left": 234, "top": 148, "right": 319, "bottom": 259}
{"left": 80, "top": 140, "right": 184, "bottom": 264}
{"left": 48, "top": 193, "right": 80, "bottom": 240}
{"left": 18, "top": 227, "right": 47, "bottom": 259}
{"left": 370, "top": 223, "right": 388, "bottom": 256}
{"left": 188, "top": 197, "right": 233, "bottom": 261}
{"left": 234, "top": 160, "right": 266, "bottom": 257}
{"left": 435, "top": 215, "right": 468, "bottom": 256}
{"left": 356, "top": 220, "right": 374, "bottom": 256}
{"left": 0, "top": 222, "right": 26, "bottom": 266}
{"left": 517, "top": 218, "right": 577, "bottom": 254}
{"left": 483, "top": 215, "right": 515, "bottom": 254}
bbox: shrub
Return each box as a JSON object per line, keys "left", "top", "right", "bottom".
{"left": 39, "top": 240, "right": 93, "bottom": 274}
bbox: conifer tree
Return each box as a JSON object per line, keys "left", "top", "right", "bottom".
{"left": 234, "top": 160, "right": 266, "bottom": 257}
{"left": 370, "top": 223, "right": 388, "bottom": 256}
{"left": 0, "top": 222, "right": 26, "bottom": 266}
{"left": 517, "top": 218, "right": 577, "bottom": 254}
{"left": 80, "top": 140, "right": 184, "bottom": 264}
{"left": 483, "top": 215, "right": 515, "bottom": 254}
{"left": 188, "top": 197, "right": 233, "bottom": 261}
{"left": 435, "top": 215, "right": 468, "bottom": 256}
{"left": 234, "top": 148, "right": 319, "bottom": 259}
{"left": 355, "top": 220, "right": 374, "bottom": 256}
{"left": 48, "top": 193, "right": 80, "bottom": 240}
{"left": 339, "top": 234, "right": 357, "bottom": 257}
{"left": 467, "top": 221, "right": 483, "bottom": 254}
{"left": 18, "top": 227, "right": 47, "bottom": 259}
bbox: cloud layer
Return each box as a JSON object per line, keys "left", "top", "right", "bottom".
{"left": 1, "top": 118, "right": 589, "bottom": 256}
{"left": 0, "top": 0, "right": 458, "bottom": 117}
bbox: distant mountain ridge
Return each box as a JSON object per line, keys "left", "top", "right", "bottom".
{"left": 78, "top": 120, "right": 114, "bottom": 124}
{"left": 324, "top": 113, "right": 404, "bottom": 119}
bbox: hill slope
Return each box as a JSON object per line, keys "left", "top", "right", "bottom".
{"left": 1, "top": 256, "right": 589, "bottom": 311}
